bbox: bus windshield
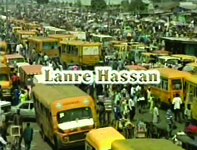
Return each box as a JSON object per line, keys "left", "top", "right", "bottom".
{"left": 172, "top": 79, "right": 182, "bottom": 90}
{"left": 57, "top": 107, "right": 93, "bottom": 130}
{"left": 43, "top": 42, "right": 58, "bottom": 50}
{"left": 0, "top": 74, "right": 9, "bottom": 81}
{"left": 9, "top": 58, "right": 25, "bottom": 65}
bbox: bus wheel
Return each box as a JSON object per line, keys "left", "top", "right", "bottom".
{"left": 40, "top": 127, "right": 47, "bottom": 142}
{"left": 54, "top": 136, "right": 61, "bottom": 150}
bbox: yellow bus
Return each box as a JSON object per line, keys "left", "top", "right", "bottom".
{"left": 28, "top": 37, "right": 59, "bottom": 57}
{"left": 150, "top": 68, "right": 190, "bottom": 105}
{"left": 32, "top": 84, "right": 98, "bottom": 149}
{"left": 59, "top": 40, "right": 102, "bottom": 66}
{"left": 91, "top": 34, "right": 113, "bottom": 48}
{"left": 85, "top": 127, "right": 125, "bottom": 150}
{"left": 49, "top": 34, "right": 78, "bottom": 42}
{"left": 185, "top": 75, "right": 197, "bottom": 123}
{"left": 111, "top": 139, "right": 184, "bottom": 150}
{"left": 0, "top": 42, "right": 7, "bottom": 55}
{"left": 16, "top": 30, "right": 37, "bottom": 43}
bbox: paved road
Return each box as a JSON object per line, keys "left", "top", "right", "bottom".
{"left": 22, "top": 106, "right": 185, "bottom": 150}
{"left": 19, "top": 122, "right": 84, "bottom": 150}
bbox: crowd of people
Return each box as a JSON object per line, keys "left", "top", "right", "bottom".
{"left": 0, "top": 1, "right": 196, "bottom": 150}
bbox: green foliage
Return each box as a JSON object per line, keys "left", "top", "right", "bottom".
{"left": 129, "top": 0, "right": 146, "bottom": 12}
{"left": 121, "top": 0, "right": 130, "bottom": 12}
{"left": 91, "top": 0, "right": 107, "bottom": 11}
{"left": 75, "top": 0, "right": 82, "bottom": 7}
{"left": 37, "top": 0, "right": 49, "bottom": 4}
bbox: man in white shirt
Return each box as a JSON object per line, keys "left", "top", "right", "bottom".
{"left": 130, "top": 86, "right": 135, "bottom": 97}
{"left": 16, "top": 43, "right": 23, "bottom": 54}
{"left": 128, "top": 97, "right": 135, "bottom": 121}
{"left": 172, "top": 93, "right": 182, "bottom": 122}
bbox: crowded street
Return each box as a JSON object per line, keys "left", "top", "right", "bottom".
{"left": 0, "top": 0, "right": 197, "bottom": 150}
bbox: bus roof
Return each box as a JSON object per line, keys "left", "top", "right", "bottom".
{"left": 49, "top": 34, "right": 76, "bottom": 38}
{"left": 112, "top": 139, "right": 184, "bottom": 150}
{"left": 141, "top": 52, "right": 156, "bottom": 56}
{"left": 44, "top": 26, "right": 66, "bottom": 31}
{"left": 21, "top": 65, "right": 42, "bottom": 75}
{"left": 158, "top": 56, "right": 179, "bottom": 60}
{"left": 60, "top": 40, "right": 101, "bottom": 46}
{"left": 154, "top": 68, "right": 191, "bottom": 79}
{"left": 6, "top": 54, "right": 24, "bottom": 59}
{"left": 187, "top": 63, "right": 197, "bottom": 67}
{"left": 86, "top": 127, "right": 125, "bottom": 150}
{"left": 92, "top": 34, "right": 113, "bottom": 38}
{"left": 162, "top": 37, "right": 197, "bottom": 44}
{"left": 17, "top": 31, "right": 36, "bottom": 35}
{"left": 172, "top": 54, "right": 196, "bottom": 60}
{"left": 32, "top": 84, "right": 89, "bottom": 108}
{"left": 186, "top": 75, "right": 197, "bottom": 84}
{"left": 28, "top": 37, "right": 59, "bottom": 42}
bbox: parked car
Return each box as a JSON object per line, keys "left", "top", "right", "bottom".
{"left": 0, "top": 100, "right": 11, "bottom": 121}
{"left": 11, "top": 101, "right": 35, "bottom": 119}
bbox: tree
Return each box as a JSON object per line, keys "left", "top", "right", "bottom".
{"left": 91, "top": 0, "right": 107, "bottom": 11}
{"left": 37, "top": 0, "right": 49, "bottom": 4}
{"left": 129, "top": 0, "right": 146, "bottom": 12}
{"left": 75, "top": 0, "right": 82, "bottom": 7}
{"left": 121, "top": 0, "right": 130, "bottom": 12}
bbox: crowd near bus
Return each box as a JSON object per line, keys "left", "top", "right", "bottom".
{"left": 1, "top": 1, "right": 197, "bottom": 150}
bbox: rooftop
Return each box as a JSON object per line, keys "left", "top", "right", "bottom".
{"left": 154, "top": 68, "right": 191, "bottom": 79}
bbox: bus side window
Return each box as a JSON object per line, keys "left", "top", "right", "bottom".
{"left": 195, "top": 87, "right": 197, "bottom": 98}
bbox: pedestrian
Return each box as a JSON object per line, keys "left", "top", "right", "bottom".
{"left": 12, "top": 87, "right": 20, "bottom": 106}
{"left": 0, "top": 85, "right": 3, "bottom": 100}
{"left": 97, "top": 100, "right": 105, "bottom": 126}
{"left": 152, "top": 103, "right": 159, "bottom": 125}
{"left": 114, "top": 100, "right": 122, "bottom": 121}
{"left": 0, "top": 110, "right": 5, "bottom": 128}
{"left": 11, "top": 73, "right": 19, "bottom": 88}
{"left": 138, "top": 95, "right": 145, "bottom": 114}
{"left": 19, "top": 90, "right": 27, "bottom": 103}
{"left": 172, "top": 93, "right": 182, "bottom": 122}
{"left": 128, "top": 97, "right": 135, "bottom": 121}
{"left": 0, "top": 132, "right": 7, "bottom": 150}
{"left": 22, "top": 123, "right": 33, "bottom": 150}
{"left": 26, "top": 76, "right": 33, "bottom": 99}
{"left": 166, "top": 108, "right": 174, "bottom": 138}
{"left": 149, "top": 94, "right": 154, "bottom": 113}
{"left": 147, "top": 87, "right": 151, "bottom": 105}
{"left": 123, "top": 98, "right": 129, "bottom": 119}
{"left": 184, "top": 104, "right": 192, "bottom": 127}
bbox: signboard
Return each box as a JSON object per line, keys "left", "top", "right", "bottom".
{"left": 83, "top": 46, "right": 99, "bottom": 55}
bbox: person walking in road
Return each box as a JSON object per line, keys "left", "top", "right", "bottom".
{"left": 152, "top": 103, "right": 159, "bottom": 125}
{"left": 128, "top": 97, "right": 135, "bottom": 121}
{"left": 0, "top": 132, "right": 7, "bottom": 150}
{"left": 172, "top": 93, "right": 182, "bottom": 122}
{"left": 0, "top": 85, "right": 3, "bottom": 100}
{"left": 166, "top": 108, "right": 174, "bottom": 138}
{"left": 22, "top": 123, "right": 33, "bottom": 150}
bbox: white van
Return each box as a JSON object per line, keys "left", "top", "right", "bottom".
{"left": 158, "top": 56, "right": 180, "bottom": 66}
{"left": 33, "top": 74, "right": 44, "bottom": 84}
{"left": 0, "top": 101, "right": 11, "bottom": 118}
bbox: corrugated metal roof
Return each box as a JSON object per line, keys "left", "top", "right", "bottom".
{"left": 21, "top": 65, "right": 42, "bottom": 75}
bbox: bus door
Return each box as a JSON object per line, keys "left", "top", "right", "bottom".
{"left": 170, "top": 78, "right": 184, "bottom": 100}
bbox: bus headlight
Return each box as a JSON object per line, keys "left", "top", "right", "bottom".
{"left": 63, "top": 137, "right": 69, "bottom": 142}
